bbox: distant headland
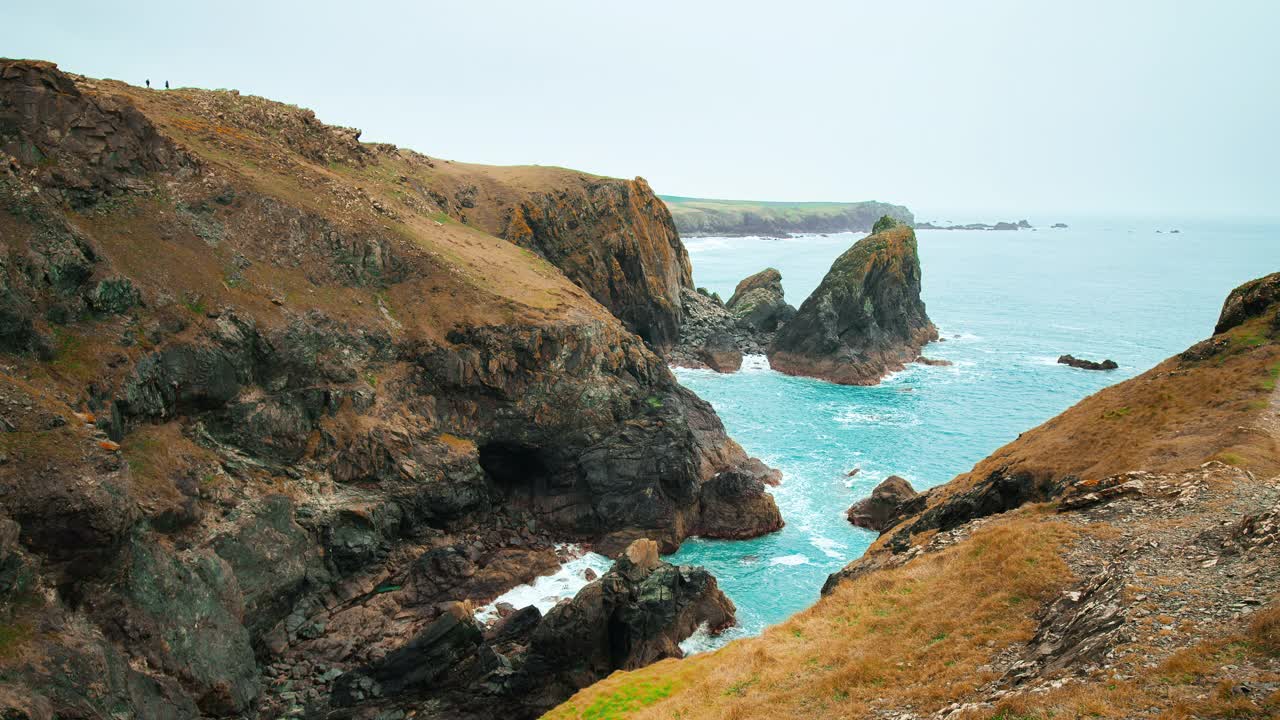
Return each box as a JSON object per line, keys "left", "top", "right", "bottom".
{"left": 659, "top": 195, "right": 913, "bottom": 237}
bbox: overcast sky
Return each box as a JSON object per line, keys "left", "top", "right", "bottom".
{"left": 7, "top": 1, "right": 1279, "bottom": 219}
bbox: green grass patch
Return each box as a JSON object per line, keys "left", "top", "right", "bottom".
{"left": 1260, "top": 362, "right": 1280, "bottom": 391}
{"left": 1102, "top": 406, "right": 1132, "bottom": 419}
{"left": 572, "top": 678, "right": 676, "bottom": 719}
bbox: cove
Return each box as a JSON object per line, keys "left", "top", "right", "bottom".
{"left": 667, "top": 220, "right": 1280, "bottom": 650}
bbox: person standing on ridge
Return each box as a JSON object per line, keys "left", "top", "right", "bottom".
{"left": 165, "top": 80, "right": 169, "bottom": 90}
{"left": 145, "top": 79, "right": 150, "bottom": 88}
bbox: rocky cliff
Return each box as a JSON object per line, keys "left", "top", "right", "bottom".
{"left": 0, "top": 59, "right": 779, "bottom": 719}
{"left": 768, "top": 216, "right": 937, "bottom": 384}
{"left": 660, "top": 195, "right": 914, "bottom": 237}
{"left": 329, "top": 539, "right": 735, "bottom": 718}
{"left": 548, "top": 272, "right": 1280, "bottom": 720}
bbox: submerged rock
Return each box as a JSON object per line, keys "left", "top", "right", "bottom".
{"left": 846, "top": 475, "right": 926, "bottom": 533}
{"left": 768, "top": 216, "right": 937, "bottom": 384}
{"left": 1057, "top": 354, "right": 1118, "bottom": 371}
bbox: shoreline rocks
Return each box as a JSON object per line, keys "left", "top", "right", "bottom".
{"left": 331, "top": 539, "right": 736, "bottom": 717}
{"left": 768, "top": 216, "right": 937, "bottom": 385}
{"left": 846, "top": 476, "right": 927, "bottom": 534}
{"left": 1058, "top": 354, "right": 1119, "bottom": 371}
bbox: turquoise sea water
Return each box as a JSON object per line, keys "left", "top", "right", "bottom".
{"left": 668, "top": 221, "right": 1279, "bottom": 650}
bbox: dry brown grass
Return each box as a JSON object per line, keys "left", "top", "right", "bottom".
{"left": 548, "top": 517, "right": 1077, "bottom": 720}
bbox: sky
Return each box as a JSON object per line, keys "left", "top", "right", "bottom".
{"left": 6, "top": 1, "right": 1279, "bottom": 220}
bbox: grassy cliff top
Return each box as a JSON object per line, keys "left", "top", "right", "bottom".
{"left": 659, "top": 195, "right": 913, "bottom": 236}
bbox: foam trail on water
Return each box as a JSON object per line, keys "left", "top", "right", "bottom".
{"left": 474, "top": 545, "right": 613, "bottom": 622}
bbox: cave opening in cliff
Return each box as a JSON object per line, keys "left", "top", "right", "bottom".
{"left": 478, "top": 441, "right": 551, "bottom": 497}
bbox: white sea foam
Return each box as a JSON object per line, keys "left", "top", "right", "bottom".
{"left": 473, "top": 544, "right": 614, "bottom": 622}
{"left": 833, "top": 408, "right": 921, "bottom": 427}
{"left": 739, "top": 354, "right": 771, "bottom": 372}
{"left": 810, "top": 536, "right": 846, "bottom": 559}
{"left": 769, "top": 553, "right": 810, "bottom": 566}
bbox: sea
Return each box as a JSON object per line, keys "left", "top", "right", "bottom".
{"left": 665, "top": 219, "right": 1278, "bottom": 651}
{"left": 478, "top": 219, "right": 1277, "bottom": 652}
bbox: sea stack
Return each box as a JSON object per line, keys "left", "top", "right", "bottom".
{"left": 768, "top": 216, "right": 937, "bottom": 384}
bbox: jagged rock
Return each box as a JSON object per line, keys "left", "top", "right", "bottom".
{"left": 0, "top": 59, "right": 189, "bottom": 206}
{"left": 1215, "top": 271, "right": 1280, "bottom": 334}
{"left": 696, "top": 462, "right": 784, "bottom": 539}
{"left": 1004, "top": 568, "right": 1126, "bottom": 682}
{"left": 501, "top": 177, "right": 691, "bottom": 347}
{"left": 726, "top": 268, "right": 796, "bottom": 332}
{"left": 1057, "top": 354, "right": 1118, "bottom": 371}
{"left": 846, "top": 476, "right": 925, "bottom": 533}
{"left": 332, "top": 539, "right": 735, "bottom": 718}
{"left": 331, "top": 606, "right": 490, "bottom": 705}
{"left": 769, "top": 216, "right": 937, "bottom": 385}
{"left": 514, "top": 539, "right": 735, "bottom": 713}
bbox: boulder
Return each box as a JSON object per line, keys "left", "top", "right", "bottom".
{"left": 1057, "top": 354, "right": 1118, "bottom": 371}
{"left": 769, "top": 216, "right": 937, "bottom": 385}
{"left": 725, "top": 268, "right": 796, "bottom": 332}
{"left": 696, "top": 464, "right": 784, "bottom": 539}
{"left": 846, "top": 476, "right": 925, "bottom": 533}
{"left": 695, "top": 331, "right": 744, "bottom": 372}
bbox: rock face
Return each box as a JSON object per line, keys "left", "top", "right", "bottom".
{"left": 768, "top": 216, "right": 937, "bottom": 385}
{"left": 1215, "top": 271, "right": 1280, "bottom": 334}
{"left": 845, "top": 475, "right": 926, "bottom": 533}
{"left": 1057, "top": 354, "right": 1118, "bottom": 371}
{"left": 0, "top": 59, "right": 779, "bottom": 720}
{"left": 332, "top": 539, "right": 736, "bottom": 718}
{"left": 500, "top": 177, "right": 693, "bottom": 348}
{"left": 725, "top": 268, "right": 796, "bottom": 332}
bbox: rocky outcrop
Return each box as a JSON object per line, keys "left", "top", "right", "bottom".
{"left": 500, "top": 177, "right": 692, "bottom": 347}
{"left": 725, "top": 268, "right": 796, "bottom": 332}
{"left": 332, "top": 539, "right": 735, "bottom": 718}
{"left": 696, "top": 460, "right": 784, "bottom": 538}
{"left": 768, "top": 216, "right": 937, "bottom": 385}
{"left": 667, "top": 267, "right": 798, "bottom": 372}
{"left": 1057, "top": 354, "right": 1118, "bottom": 371}
{"left": 845, "top": 475, "right": 926, "bottom": 533}
{"left": 0, "top": 59, "right": 778, "bottom": 720}
{"left": 1215, "top": 271, "right": 1280, "bottom": 334}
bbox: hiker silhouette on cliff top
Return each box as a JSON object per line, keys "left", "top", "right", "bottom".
{"left": 165, "top": 80, "right": 169, "bottom": 90}
{"left": 145, "top": 79, "right": 150, "bottom": 88}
